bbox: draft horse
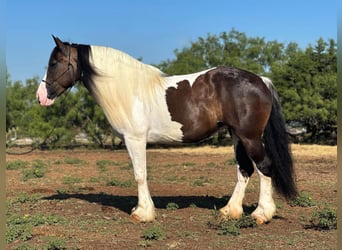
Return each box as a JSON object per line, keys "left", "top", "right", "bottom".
{"left": 37, "top": 36, "right": 297, "bottom": 224}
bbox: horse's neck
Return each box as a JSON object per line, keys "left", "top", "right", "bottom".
{"left": 83, "top": 46, "right": 166, "bottom": 131}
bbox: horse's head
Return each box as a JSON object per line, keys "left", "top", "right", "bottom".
{"left": 36, "top": 36, "right": 80, "bottom": 106}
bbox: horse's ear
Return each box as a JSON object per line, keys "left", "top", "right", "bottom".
{"left": 52, "top": 35, "right": 68, "bottom": 55}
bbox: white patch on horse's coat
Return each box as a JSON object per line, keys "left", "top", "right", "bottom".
{"left": 164, "top": 68, "right": 214, "bottom": 88}
{"left": 252, "top": 169, "right": 276, "bottom": 223}
{"left": 36, "top": 72, "right": 55, "bottom": 106}
{"left": 220, "top": 165, "right": 249, "bottom": 218}
{"left": 87, "top": 46, "right": 165, "bottom": 131}
{"left": 260, "top": 76, "right": 279, "bottom": 102}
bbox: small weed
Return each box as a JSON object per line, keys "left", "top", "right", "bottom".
{"left": 141, "top": 224, "right": 165, "bottom": 241}
{"left": 163, "top": 163, "right": 178, "bottom": 168}
{"left": 226, "top": 158, "right": 237, "bottom": 166}
{"left": 307, "top": 206, "right": 337, "bottom": 230}
{"left": 166, "top": 202, "right": 179, "bottom": 211}
{"left": 119, "top": 162, "right": 133, "bottom": 170}
{"left": 96, "top": 159, "right": 119, "bottom": 172}
{"left": 14, "top": 243, "right": 36, "bottom": 250}
{"left": 193, "top": 180, "right": 205, "bottom": 186}
{"left": 64, "top": 156, "right": 87, "bottom": 165}
{"left": 290, "top": 191, "right": 316, "bottom": 207}
{"left": 22, "top": 160, "right": 48, "bottom": 181}
{"left": 62, "top": 176, "right": 83, "bottom": 185}
{"left": 183, "top": 162, "right": 196, "bottom": 167}
{"left": 165, "top": 175, "right": 186, "bottom": 183}
{"left": 6, "top": 160, "right": 29, "bottom": 170}
{"left": 42, "top": 237, "right": 67, "bottom": 250}
{"left": 106, "top": 178, "right": 132, "bottom": 188}
{"left": 6, "top": 223, "right": 33, "bottom": 243}
{"left": 178, "top": 230, "right": 199, "bottom": 240}
{"left": 193, "top": 177, "right": 212, "bottom": 187}
{"left": 13, "top": 192, "right": 40, "bottom": 204}
{"left": 208, "top": 212, "right": 257, "bottom": 236}
{"left": 207, "top": 162, "right": 217, "bottom": 167}
{"left": 89, "top": 177, "right": 101, "bottom": 183}
{"left": 53, "top": 159, "right": 63, "bottom": 165}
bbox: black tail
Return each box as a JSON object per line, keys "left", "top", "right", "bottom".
{"left": 263, "top": 82, "right": 297, "bottom": 200}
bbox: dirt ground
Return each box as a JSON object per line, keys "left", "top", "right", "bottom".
{"left": 6, "top": 144, "right": 337, "bottom": 249}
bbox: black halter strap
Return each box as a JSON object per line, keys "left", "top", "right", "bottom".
{"left": 42, "top": 46, "right": 76, "bottom": 87}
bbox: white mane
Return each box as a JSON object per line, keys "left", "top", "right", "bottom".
{"left": 88, "top": 46, "right": 166, "bottom": 130}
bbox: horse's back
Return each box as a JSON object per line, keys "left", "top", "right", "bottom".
{"left": 160, "top": 66, "right": 272, "bottom": 143}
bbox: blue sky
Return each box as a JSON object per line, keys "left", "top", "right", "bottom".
{"left": 6, "top": 0, "right": 337, "bottom": 83}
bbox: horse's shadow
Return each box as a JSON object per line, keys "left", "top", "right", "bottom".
{"left": 43, "top": 193, "right": 257, "bottom": 215}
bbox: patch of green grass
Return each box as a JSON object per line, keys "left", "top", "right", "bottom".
{"left": 290, "top": 191, "right": 316, "bottom": 207}
{"left": 64, "top": 156, "right": 87, "bottom": 165}
{"left": 6, "top": 213, "right": 64, "bottom": 243}
{"left": 165, "top": 175, "right": 187, "bottom": 183}
{"left": 62, "top": 176, "right": 83, "bottom": 185}
{"left": 166, "top": 202, "right": 179, "bottom": 211}
{"left": 208, "top": 211, "right": 257, "bottom": 236}
{"left": 6, "top": 160, "right": 29, "bottom": 170}
{"left": 22, "top": 160, "right": 48, "bottom": 181}
{"left": 119, "top": 162, "right": 133, "bottom": 170}
{"left": 141, "top": 224, "right": 165, "bottom": 241}
{"left": 106, "top": 178, "right": 133, "bottom": 188}
{"left": 12, "top": 192, "right": 40, "bottom": 204}
{"left": 89, "top": 176, "right": 101, "bottom": 183}
{"left": 163, "top": 163, "right": 178, "bottom": 168}
{"left": 178, "top": 230, "right": 199, "bottom": 240}
{"left": 192, "top": 176, "right": 212, "bottom": 187}
{"left": 307, "top": 206, "right": 337, "bottom": 230}
{"left": 193, "top": 180, "right": 205, "bottom": 186}
{"left": 53, "top": 159, "right": 63, "bottom": 165}
{"left": 42, "top": 236, "right": 67, "bottom": 250}
{"left": 226, "top": 158, "right": 237, "bottom": 166}
{"left": 183, "top": 162, "right": 196, "bottom": 167}
{"left": 206, "top": 162, "right": 217, "bottom": 168}
{"left": 96, "top": 159, "right": 120, "bottom": 172}
{"left": 13, "top": 243, "right": 36, "bottom": 250}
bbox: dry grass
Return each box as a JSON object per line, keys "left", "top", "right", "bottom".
{"left": 149, "top": 144, "right": 336, "bottom": 157}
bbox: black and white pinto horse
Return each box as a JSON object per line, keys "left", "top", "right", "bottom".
{"left": 37, "top": 36, "right": 297, "bottom": 224}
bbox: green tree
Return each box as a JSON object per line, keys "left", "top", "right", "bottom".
{"left": 159, "top": 29, "right": 285, "bottom": 75}
{"left": 271, "top": 38, "right": 336, "bottom": 143}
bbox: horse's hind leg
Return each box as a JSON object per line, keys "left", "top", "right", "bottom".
{"left": 239, "top": 137, "right": 276, "bottom": 224}
{"left": 219, "top": 138, "right": 254, "bottom": 220}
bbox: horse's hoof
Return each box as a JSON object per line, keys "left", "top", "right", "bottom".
{"left": 130, "top": 206, "right": 156, "bottom": 222}
{"left": 219, "top": 206, "right": 243, "bottom": 221}
{"left": 251, "top": 213, "right": 271, "bottom": 225}
{"left": 130, "top": 213, "right": 142, "bottom": 222}
{"left": 218, "top": 211, "right": 229, "bottom": 222}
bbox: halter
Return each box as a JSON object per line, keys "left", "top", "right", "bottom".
{"left": 42, "top": 46, "right": 77, "bottom": 88}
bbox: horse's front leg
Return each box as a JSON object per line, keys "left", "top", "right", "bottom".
{"left": 124, "top": 135, "right": 155, "bottom": 222}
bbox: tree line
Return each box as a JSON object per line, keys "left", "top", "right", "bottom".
{"left": 6, "top": 29, "right": 337, "bottom": 149}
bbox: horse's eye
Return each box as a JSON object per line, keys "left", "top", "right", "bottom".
{"left": 49, "top": 60, "right": 57, "bottom": 67}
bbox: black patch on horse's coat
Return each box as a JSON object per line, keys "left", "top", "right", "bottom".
{"left": 76, "top": 45, "right": 98, "bottom": 86}
{"left": 235, "top": 141, "right": 254, "bottom": 177}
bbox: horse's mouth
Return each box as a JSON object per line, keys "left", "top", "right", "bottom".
{"left": 36, "top": 82, "right": 56, "bottom": 106}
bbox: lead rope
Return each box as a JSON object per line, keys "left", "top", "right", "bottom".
{"left": 6, "top": 82, "right": 75, "bottom": 155}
